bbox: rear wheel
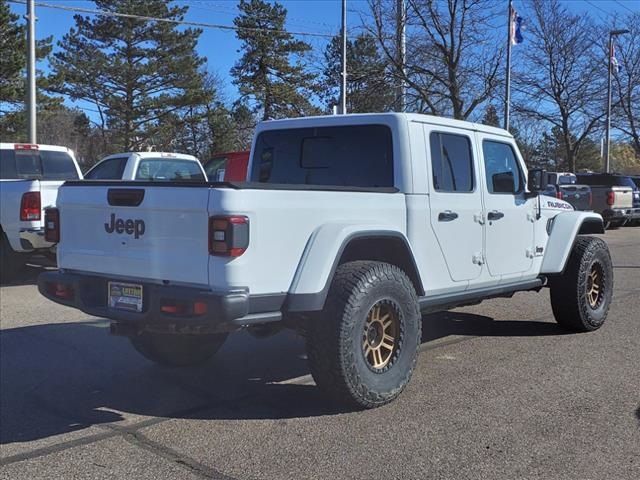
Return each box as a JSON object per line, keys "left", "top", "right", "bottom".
{"left": 130, "top": 332, "right": 228, "bottom": 367}
{"left": 306, "top": 261, "right": 421, "bottom": 409}
{"left": 549, "top": 236, "right": 613, "bottom": 332}
{"left": 0, "top": 232, "right": 25, "bottom": 284}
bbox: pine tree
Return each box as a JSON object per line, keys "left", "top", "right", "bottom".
{"left": 481, "top": 105, "right": 500, "bottom": 127}
{"left": 0, "top": 0, "right": 58, "bottom": 141}
{"left": 50, "top": 0, "right": 206, "bottom": 150}
{"left": 321, "top": 33, "right": 393, "bottom": 113}
{"left": 231, "top": 0, "right": 317, "bottom": 121}
{"left": 0, "top": 0, "right": 53, "bottom": 106}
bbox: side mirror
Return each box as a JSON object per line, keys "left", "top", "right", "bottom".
{"left": 492, "top": 171, "right": 516, "bottom": 194}
{"left": 528, "top": 168, "right": 546, "bottom": 193}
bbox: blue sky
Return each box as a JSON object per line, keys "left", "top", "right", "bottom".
{"left": 8, "top": 0, "right": 640, "bottom": 120}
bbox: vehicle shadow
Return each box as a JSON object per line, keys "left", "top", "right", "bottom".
{"left": 0, "top": 263, "right": 49, "bottom": 287}
{"left": 0, "top": 310, "right": 566, "bottom": 446}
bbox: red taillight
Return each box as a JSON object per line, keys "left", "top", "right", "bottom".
{"left": 20, "top": 191, "right": 41, "bottom": 221}
{"left": 45, "top": 208, "right": 60, "bottom": 243}
{"left": 607, "top": 191, "right": 615, "bottom": 205}
{"left": 209, "top": 215, "right": 249, "bottom": 257}
{"left": 160, "top": 300, "right": 207, "bottom": 316}
{"left": 14, "top": 143, "right": 38, "bottom": 150}
{"left": 556, "top": 190, "right": 563, "bottom": 200}
{"left": 47, "top": 282, "right": 73, "bottom": 300}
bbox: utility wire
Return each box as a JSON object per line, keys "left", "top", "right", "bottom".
{"left": 7, "top": 0, "right": 335, "bottom": 39}
{"left": 583, "top": 0, "right": 615, "bottom": 21}
{"left": 177, "top": 0, "right": 341, "bottom": 31}
{"left": 611, "top": 0, "right": 636, "bottom": 15}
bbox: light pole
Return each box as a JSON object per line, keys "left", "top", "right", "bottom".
{"left": 26, "top": 0, "right": 36, "bottom": 143}
{"left": 604, "top": 29, "right": 629, "bottom": 173}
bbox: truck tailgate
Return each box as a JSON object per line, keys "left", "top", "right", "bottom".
{"left": 558, "top": 185, "right": 591, "bottom": 211}
{"left": 612, "top": 187, "right": 633, "bottom": 209}
{"left": 58, "top": 184, "right": 211, "bottom": 285}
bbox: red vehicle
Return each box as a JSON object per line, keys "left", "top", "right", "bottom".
{"left": 204, "top": 151, "right": 249, "bottom": 182}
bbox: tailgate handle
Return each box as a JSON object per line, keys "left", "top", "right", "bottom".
{"left": 107, "top": 189, "right": 145, "bottom": 207}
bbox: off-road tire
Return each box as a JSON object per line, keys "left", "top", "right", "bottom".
{"left": 130, "top": 332, "right": 228, "bottom": 367}
{"left": 0, "top": 231, "right": 25, "bottom": 284}
{"left": 306, "top": 261, "right": 421, "bottom": 409}
{"left": 549, "top": 236, "right": 613, "bottom": 332}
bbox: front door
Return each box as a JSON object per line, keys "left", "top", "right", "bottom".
{"left": 479, "top": 136, "right": 535, "bottom": 278}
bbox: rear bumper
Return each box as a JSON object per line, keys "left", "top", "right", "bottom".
{"left": 38, "top": 271, "right": 282, "bottom": 334}
{"left": 624, "top": 207, "right": 640, "bottom": 220}
{"left": 19, "top": 227, "right": 55, "bottom": 251}
{"left": 602, "top": 209, "right": 630, "bottom": 222}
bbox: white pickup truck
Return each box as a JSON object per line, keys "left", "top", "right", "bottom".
{"left": 38, "top": 113, "right": 613, "bottom": 408}
{"left": 84, "top": 152, "right": 206, "bottom": 182}
{"left": 0, "top": 143, "right": 82, "bottom": 282}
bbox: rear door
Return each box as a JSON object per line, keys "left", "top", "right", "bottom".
{"left": 425, "top": 127, "right": 483, "bottom": 282}
{"left": 58, "top": 184, "right": 211, "bottom": 285}
{"left": 477, "top": 135, "right": 535, "bottom": 279}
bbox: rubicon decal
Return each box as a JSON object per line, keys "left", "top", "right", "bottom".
{"left": 105, "top": 213, "right": 146, "bottom": 239}
{"left": 545, "top": 201, "right": 573, "bottom": 210}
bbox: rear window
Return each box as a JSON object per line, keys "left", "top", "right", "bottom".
{"left": 250, "top": 125, "right": 393, "bottom": 187}
{"left": 576, "top": 174, "right": 636, "bottom": 188}
{"left": 0, "top": 149, "right": 79, "bottom": 180}
{"left": 135, "top": 158, "right": 205, "bottom": 182}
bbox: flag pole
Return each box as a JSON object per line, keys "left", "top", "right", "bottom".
{"left": 504, "top": 0, "right": 512, "bottom": 131}
{"left": 340, "top": 0, "right": 347, "bottom": 114}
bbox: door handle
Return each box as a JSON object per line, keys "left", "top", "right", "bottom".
{"left": 438, "top": 210, "right": 459, "bottom": 222}
{"left": 487, "top": 210, "right": 504, "bottom": 221}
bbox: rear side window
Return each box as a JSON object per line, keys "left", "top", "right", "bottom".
{"left": 250, "top": 125, "right": 393, "bottom": 187}
{"left": 482, "top": 140, "right": 523, "bottom": 194}
{"left": 429, "top": 132, "right": 474, "bottom": 192}
{"left": 135, "top": 159, "right": 205, "bottom": 182}
{"left": 0, "top": 149, "right": 78, "bottom": 180}
{"left": 85, "top": 157, "right": 127, "bottom": 180}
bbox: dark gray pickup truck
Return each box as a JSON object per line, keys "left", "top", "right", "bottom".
{"left": 543, "top": 172, "right": 592, "bottom": 211}
{"left": 576, "top": 173, "right": 638, "bottom": 228}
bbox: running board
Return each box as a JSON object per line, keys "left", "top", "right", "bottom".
{"left": 418, "top": 278, "right": 545, "bottom": 314}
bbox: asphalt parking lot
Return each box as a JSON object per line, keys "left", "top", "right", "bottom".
{"left": 1, "top": 227, "right": 639, "bottom": 480}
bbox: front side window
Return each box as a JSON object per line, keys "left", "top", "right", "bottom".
{"left": 482, "top": 140, "right": 523, "bottom": 194}
{"left": 429, "top": 132, "right": 474, "bottom": 192}
{"left": 85, "top": 158, "right": 127, "bottom": 180}
{"left": 250, "top": 124, "right": 393, "bottom": 188}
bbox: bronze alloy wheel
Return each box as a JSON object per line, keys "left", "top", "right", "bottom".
{"left": 586, "top": 262, "right": 605, "bottom": 309}
{"left": 362, "top": 301, "right": 399, "bottom": 370}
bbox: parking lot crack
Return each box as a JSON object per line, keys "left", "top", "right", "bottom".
{"left": 119, "top": 429, "right": 243, "bottom": 480}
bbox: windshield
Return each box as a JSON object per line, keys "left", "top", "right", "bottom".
{"left": 0, "top": 149, "right": 79, "bottom": 180}
{"left": 558, "top": 175, "right": 576, "bottom": 184}
{"left": 135, "top": 158, "right": 205, "bottom": 182}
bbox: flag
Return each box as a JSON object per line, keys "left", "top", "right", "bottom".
{"left": 510, "top": 8, "right": 524, "bottom": 45}
{"left": 611, "top": 42, "right": 620, "bottom": 73}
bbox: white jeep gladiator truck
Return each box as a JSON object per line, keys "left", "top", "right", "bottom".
{"left": 84, "top": 152, "right": 206, "bottom": 182}
{"left": 38, "top": 114, "right": 613, "bottom": 408}
{"left": 0, "top": 143, "right": 82, "bottom": 282}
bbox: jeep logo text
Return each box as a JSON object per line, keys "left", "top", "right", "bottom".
{"left": 105, "top": 213, "right": 146, "bottom": 239}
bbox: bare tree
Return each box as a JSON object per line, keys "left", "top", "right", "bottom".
{"left": 513, "top": 0, "right": 605, "bottom": 173}
{"left": 368, "top": 0, "right": 502, "bottom": 119}
{"left": 612, "top": 13, "right": 640, "bottom": 158}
